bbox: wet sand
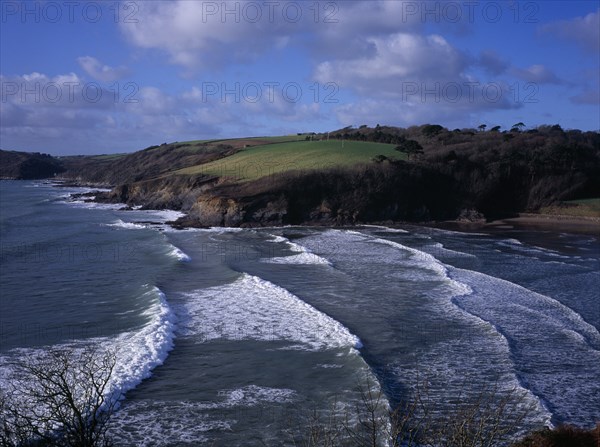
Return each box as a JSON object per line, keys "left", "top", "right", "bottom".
{"left": 433, "top": 213, "right": 599, "bottom": 237}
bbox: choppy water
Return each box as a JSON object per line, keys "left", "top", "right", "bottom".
{"left": 1, "top": 180, "right": 599, "bottom": 445}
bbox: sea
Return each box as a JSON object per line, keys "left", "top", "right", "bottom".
{"left": 1, "top": 180, "right": 599, "bottom": 446}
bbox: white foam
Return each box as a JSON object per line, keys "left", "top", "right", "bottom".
{"left": 0, "top": 286, "right": 176, "bottom": 415}
{"left": 497, "top": 239, "right": 574, "bottom": 262}
{"left": 106, "top": 219, "right": 147, "bottom": 230}
{"left": 360, "top": 224, "right": 409, "bottom": 233}
{"left": 219, "top": 385, "right": 296, "bottom": 407}
{"left": 109, "top": 401, "right": 232, "bottom": 445}
{"left": 108, "top": 385, "right": 295, "bottom": 445}
{"left": 106, "top": 287, "right": 176, "bottom": 399}
{"left": 367, "top": 233, "right": 472, "bottom": 297}
{"left": 427, "top": 242, "right": 477, "bottom": 259}
{"left": 141, "top": 209, "right": 186, "bottom": 222}
{"left": 167, "top": 244, "right": 191, "bottom": 262}
{"left": 177, "top": 273, "right": 361, "bottom": 351}
{"left": 209, "top": 226, "right": 246, "bottom": 233}
{"left": 450, "top": 266, "right": 600, "bottom": 426}
{"left": 264, "top": 234, "right": 332, "bottom": 265}
{"left": 66, "top": 200, "right": 123, "bottom": 211}
{"left": 504, "top": 238, "right": 523, "bottom": 245}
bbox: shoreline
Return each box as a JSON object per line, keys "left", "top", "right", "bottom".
{"left": 53, "top": 181, "right": 599, "bottom": 237}
{"left": 430, "top": 213, "right": 599, "bottom": 237}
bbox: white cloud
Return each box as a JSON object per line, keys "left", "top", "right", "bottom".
{"left": 314, "top": 33, "right": 467, "bottom": 95}
{"left": 77, "top": 56, "right": 130, "bottom": 82}
{"left": 119, "top": 1, "right": 291, "bottom": 70}
{"left": 477, "top": 50, "right": 510, "bottom": 76}
{"left": 0, "top": 70, "right": 330, "bottom": 154}
{"left": 118, "top": 1, "right": 424, "bottom": 70}
{"left": 511, "top": 65, "right": 564, "bottom": 85}
{"left": 539, "top": 10, "right": 600, "bottom": 53}
{"left": 0, "top": 72, "right": 114, "bottom": 109}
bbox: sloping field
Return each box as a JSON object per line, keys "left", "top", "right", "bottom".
{"left": 181, "top": 135, "right": 308, "bottom": 150}
{"left": 176, "top": 139, "right": 402, "bottom": 181}
{"left": 540, "top": 198, "right": 600, "bottom": 218}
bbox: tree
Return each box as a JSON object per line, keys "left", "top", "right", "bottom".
{"left": 478, "top": 124, "right": 487, "bottom": 132}
{"left": 490, "top": 125, "right": 501, "bottom": 132}
{"left": 0, "top": 348, "right": 119, "bottom": 447}
{"left": 284, "top": 376, "right": 539, "bottom": 447}
{"left": 422, "top": 124, "right": 444, "bottom": 138}
{"left": 511, "top": 122, "right": 525, "bottom": 132}
{"left": 395, "top": 140, "right": 424, "bottom": 161}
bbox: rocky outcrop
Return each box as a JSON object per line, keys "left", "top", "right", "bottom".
{"left": 188, "top": 197, "right": 245, "bottom": 226}
{"left": 96, "top": 174, "right": 219, "bottom": 211}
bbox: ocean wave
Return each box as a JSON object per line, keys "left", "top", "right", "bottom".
{"left": 263, "top": 234, "right": 332, "bottom": 265}
{"left": 369, "top": 229, "right": 599, "bottom": 426}
{"left": 109, "top": 401, "right": 232, "bottom": 446}
{"left": 360, "top": 224, "right": 409, "bottom": 233}
{"left": 450, "top": 267, "right": 600, "bottom": 426}
{"left": 311, "top": 229, "right": 554, "bottom": 428}
{"left": 107, "top": 286, "right": 176, "bottom": 397}
{"left": 0, "top": 286, "right": 176, "bottom": 415}
{"left": 66, "top": 200, "right": 123, "bottom": 211}
{"left": 140, "top": 209, "right": 186, "bottom": 222}
{"left": 167, "top": 244, "right": 191, "bottom": 262}
{"left": 106, "top": 219, "right": 147, "bottom": 230}
{"left": 109, "top": 385, "right": 296, "bottom": 446}
{"left": 176, "top": 273, "right": 361, "bottom": 351}
{"left": 426, "top": 241, "right": 478, "bottom": 259}
{"left": 218, "top": 385, "right": 296, "bottom": 407}
{"left": 368, "top": 234, "right": 472, "bottom": 297}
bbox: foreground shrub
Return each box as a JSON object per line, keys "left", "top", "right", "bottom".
{"left": 512, "top": 424, "right": 600, "bottom": 447}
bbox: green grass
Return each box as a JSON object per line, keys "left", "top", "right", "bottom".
{"left": 565, "top": 198, "right": 600, "bottom": 211}
{"left": 175, "top": 139, "right": 403, "bottom": 181}
{"left": 90, "top": 154, "right": 127, "bottom": 160}
{"left": 181, "top": 134, "right": 307, "bottom": 146}
{"left": 539, "top": 198, "right": 600, "bottom": 218}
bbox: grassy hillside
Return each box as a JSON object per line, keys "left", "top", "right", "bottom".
{"left": 176, "top": 139, "right": 403, "bottom": 181}
{"left": 539, "top": 198, "right": 600, "bottom": 218}
{"left": 183, "top": 134, "right": 307, "bottom": 146}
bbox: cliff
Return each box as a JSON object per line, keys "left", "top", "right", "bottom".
{"left": 8, "top": 125, "right": 600, "bottom": 228}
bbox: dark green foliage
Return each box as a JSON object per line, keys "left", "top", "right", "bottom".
{"left": 512, "top": 424, "right": 600, "bottom": 447}
{"left": 38, "top": 124, "right": 600, "bottom": 225}
{"left": 371, "top": 154, "right": 389, "bottom": 163}
{"left": 212, "top": 160, "right": 460, "bottom": 225}
{"left": 422, "top": 124, "right": 445, "bottom": 137}
{"left": 395, "top": 140, "right": 424, "bottom": 160}
{"left": 0, "top": 150, "right": 65, "bottom": 179}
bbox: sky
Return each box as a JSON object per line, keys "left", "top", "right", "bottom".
{"left": 1, "top": 0, "right": 599, "bottom": 155}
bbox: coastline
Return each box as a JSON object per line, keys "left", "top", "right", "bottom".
{"left": 431, "top": 213, "right": 599, "bottom": 237}
{"left": 40, "top": 179, "right": 597, "bottom": 237}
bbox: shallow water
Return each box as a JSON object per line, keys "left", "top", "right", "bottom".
{"left": 1, "top": 180, "right": 599, "bottom": 445}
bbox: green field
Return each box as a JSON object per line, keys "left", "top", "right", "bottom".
{"left": 540, "top": 198, "right": 600, "bottom": 218}
{"left": 90, "top": 153, "right": 127, "bottom": 160}
{"left": 175, "top": 139, "right": 403, "bottom": 181}
{"left": 565, "top": 198, "right": 600, "bottom": 210}
{"left": 181, "top": 134, "right": 308, "bottom": 148}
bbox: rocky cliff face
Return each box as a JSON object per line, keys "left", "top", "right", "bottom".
{"left": 48, "top": 126, "right": 600, "bottom": 228}
{"left": 96, "top": 174, "right": 219, "bottom": 211}
{"left": 157, "top": 161, "right": 462, "bottom": 227}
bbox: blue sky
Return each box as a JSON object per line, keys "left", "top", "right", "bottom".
{"left": 1, "top": 0, "right": 598, "bottom": 155}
